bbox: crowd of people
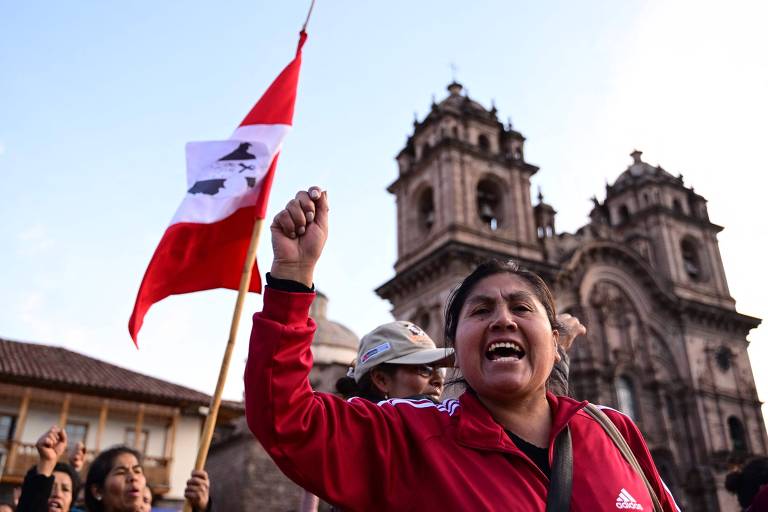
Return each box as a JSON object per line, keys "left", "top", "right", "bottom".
{"left": 242, "top": 186, "right": 763, "bottom": 511}
{"left": 4, "top": 185, "right": 767, "bottom": 511}
{"left": 2, "top": 425, "right": 210, "bottom": 512}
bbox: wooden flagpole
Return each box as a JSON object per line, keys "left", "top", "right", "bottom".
{"left": 182, "top": 217, "right": 264, "bottom": 512}
{"left": 182, "top": 4, "right": 316, "bottom": 510}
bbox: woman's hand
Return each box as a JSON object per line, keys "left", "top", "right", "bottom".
{"left": 35, "top": 426, "right": 67, "bottom": 476}
{"left": 556, "top": 313, "right": 587, "bottom": 351}
{"left": 184, "top": 470, "right": 210, "bottom": 512}
{"left": 270, "top": 186, "right": 328, "bottom": 287}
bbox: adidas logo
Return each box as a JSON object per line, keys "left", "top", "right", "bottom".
{"left": 616, "top": 488, "right": 643, "bottom": 510}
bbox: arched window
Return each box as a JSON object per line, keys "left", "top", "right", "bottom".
{"left": 681, "top": 237, "right": 704, "bottom": 281}
{"left": 477, "top": 179, "right": 502, "bottom": 230}
{"left": 728, "top": 416, "right": 747, "bottom": 453}
{"left": 672, "top": 199, "right": 683, "bottom": 213}
{"left": 715, "top": 346, "right": 733, "bottom": 372}
{"left": 418, "top": 188, "right": 435, "bottom": 232}
{"left": 617, "top": 205, "right": 631, "bottom": 225}
{"left": 478, "top": 134, "right": 490, "bottom": 151}
{"left": 616, "top": 376, "right": 637, "bottom": 419}
{"left": 452, "top": 126, "right": 459, "bottom": 138}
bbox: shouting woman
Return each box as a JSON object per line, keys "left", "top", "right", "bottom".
{"left": 245, "top": 187, "right": 679, "bottom": 511}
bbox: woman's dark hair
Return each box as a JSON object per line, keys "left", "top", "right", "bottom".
{"left": 725, "top": 456, "right": 768, "bottom": 508}
{"left": 84, "top": 446, "right": 142, "bottom": 512}
{"left": 444, "top": 259, "right": 559, "bottom": 344}
{"left": 443, "top": 259, "right": 565, "bottom": 393}
{"left": 335, "top": 364, "right": 400, "bottom": 402}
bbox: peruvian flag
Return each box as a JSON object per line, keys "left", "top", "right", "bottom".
{"left": 129, "top": 32, "right": 307, "bottom": 344}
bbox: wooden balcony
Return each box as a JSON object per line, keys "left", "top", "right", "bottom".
{"left": 143, "top": 455, "right": 171, "bottom": 494}
{"left": 0, "top": 440, "right": 170, "bottom": 492}
{"left": 0, "top": 440, "right": 38, "bottom": 484}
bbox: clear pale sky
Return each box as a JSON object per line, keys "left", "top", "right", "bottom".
{"left": 2, "top": 2, "right": 766, "bottom": 421}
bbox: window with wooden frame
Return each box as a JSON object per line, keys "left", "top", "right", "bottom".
{"left": 124, "top": 428, "right": 150, "bottom": 453}
{"left": 0, "top": 414, "right": 16, "bottom": 441}
{"left": 65, "top": 421, "right": 89, "bottom": 446}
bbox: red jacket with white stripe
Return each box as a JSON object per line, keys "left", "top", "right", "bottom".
{"left": 245, "top": 288, "right": 679, "bottom": 511}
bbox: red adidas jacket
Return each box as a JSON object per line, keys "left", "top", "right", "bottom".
{"left": 245, "top": 288, "right": 680, "bottom": 511}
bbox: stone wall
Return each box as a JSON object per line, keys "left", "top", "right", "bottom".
{"left": 206, "top": 419, "right": 305, "bottom": 512}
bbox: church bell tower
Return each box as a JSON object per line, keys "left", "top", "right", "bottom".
{"left": 376, "top": 82, "right": 551, "bottom": 341}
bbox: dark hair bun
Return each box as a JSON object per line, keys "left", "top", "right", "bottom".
{"left": 335, "top": 376, "right": 359, "bottom": 398}
{"left": 725, "top": 470, "right": 743, "bottom": 493}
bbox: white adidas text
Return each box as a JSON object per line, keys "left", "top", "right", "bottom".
{"left": 616, "top": 488, "right": 643, "bottom": 510}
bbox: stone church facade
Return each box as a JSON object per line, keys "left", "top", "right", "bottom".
{"left": 376, "top": 81, "right": 766, "bottom": 511}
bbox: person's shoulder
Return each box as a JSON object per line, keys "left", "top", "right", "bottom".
{"left": 749, "top": 483, "right": 768, "bottom": 511}
{"left": 596, "top": 404, "right": 627, "bottom": 416}
{"left": 574, "top": 403, "right": 642, "bottom": 441}
{"left": 582, "top": 403, "right": 635, "bottom": 425}
{"left": 343, "top": 395, "right": 458, "bottom": 439}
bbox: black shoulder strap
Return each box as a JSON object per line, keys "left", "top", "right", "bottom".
{"left": 546, "top": 426, "right": 573, "bottom": 511}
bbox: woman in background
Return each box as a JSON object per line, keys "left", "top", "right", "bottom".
{"left": 335, "top": 320, "right": 452, "bottom": 403}
{"left": 726, "top": 457, "right": 768, "bottom": 511}
{"left": 82, "top": 446, "right": 145, "bottom": 512}
{"left": 16, "top": 425, "right": 78, "bottom": 512}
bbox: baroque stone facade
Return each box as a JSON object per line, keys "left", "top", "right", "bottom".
{"left": 376, "top": 82, "right": 766, "bottom": 511}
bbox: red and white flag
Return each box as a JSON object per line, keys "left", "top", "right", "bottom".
{"left": 129, "top": 32, "right": 307, "bottom": 344}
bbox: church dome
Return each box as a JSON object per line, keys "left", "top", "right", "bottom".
{"left": 613, "top": 150, "right": 677, "bottom": 190}
{"left": 433, "top": 81, "right": 494, "bottom": 119}
{"left": 310, "top": 291, "right": 359, "bottom": 366}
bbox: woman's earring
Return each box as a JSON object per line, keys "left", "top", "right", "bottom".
{"left": 96, "top": 496, "right": 102, "bottom": 501}
{"left": 384, "top": 393, "right": 389, "bottom": 400}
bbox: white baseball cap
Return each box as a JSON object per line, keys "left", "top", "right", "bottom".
{"left": 353, "top": 321, "right": 454, "bottom": 382}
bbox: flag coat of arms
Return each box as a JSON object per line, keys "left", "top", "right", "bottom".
{"left": 129, "top": 32, "right": 307, "bottom": 344}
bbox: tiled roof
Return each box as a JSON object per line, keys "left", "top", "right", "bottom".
{"left": 0, "top": 337, "right": 242, "bottom": 410}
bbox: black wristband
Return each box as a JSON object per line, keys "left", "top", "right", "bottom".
{"left": 265, "top": 272, "right": 314, "bottom": 293}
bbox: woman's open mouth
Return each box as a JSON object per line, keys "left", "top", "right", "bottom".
{"left": 47, "top": 499, "right": 64, "bottom": 511}
{"left": 486, "top": 341, "right": 525, "bottom": 361}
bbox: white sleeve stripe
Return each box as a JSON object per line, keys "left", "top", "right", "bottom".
{"left": 345, "top": 396, "right": 461, "bottom": 416}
